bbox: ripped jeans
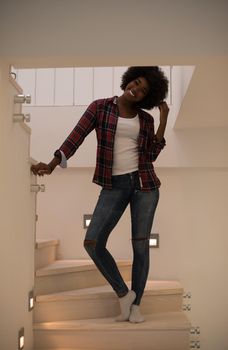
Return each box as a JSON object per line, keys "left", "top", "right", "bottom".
{"left": 84, "top": 171, "right": 159, "bottom": 305}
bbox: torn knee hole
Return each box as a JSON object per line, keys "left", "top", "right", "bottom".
{"left": 84, "top": 239, "right": 97, "bottom": 247}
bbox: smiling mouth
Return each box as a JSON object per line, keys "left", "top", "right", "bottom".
{"left": 129, "top": 89, "right": 135, "bottom": 97}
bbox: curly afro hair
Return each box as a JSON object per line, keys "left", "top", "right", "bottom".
{"left": 120, "top": 66, "right": 169, "bottom": 110}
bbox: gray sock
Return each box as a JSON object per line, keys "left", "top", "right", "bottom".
{"left": 115, "top": 290, "right": 136, "bottom": 322}
{"left": 129, "top": 304, "right": 145, "bottom": 323}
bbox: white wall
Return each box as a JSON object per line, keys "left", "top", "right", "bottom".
{"left": 0, "top": 62, "right": 36, "bottom": 350}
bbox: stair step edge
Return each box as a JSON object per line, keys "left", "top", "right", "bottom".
{"left": 36, "top": 259, "right": 132, "bottom": 277}
{"left": 34, "top": 311, "right": 191, "bottom": 332}
{"left": 36, "top": 280, "right": 183, "bottom": 302}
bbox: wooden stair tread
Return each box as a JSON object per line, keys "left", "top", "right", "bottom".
{"left": 36, "top": 259, "right": 132, "bottom": 277}
{"left": 36, "top": 280, "right": 183, "bottom": 302}
{"left": 34, "top": 311, "right": 190, "bottom": 331}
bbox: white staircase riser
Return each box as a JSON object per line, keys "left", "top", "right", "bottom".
{"left": 34, "top": 329, "right": 190, "bottom": 350}
{"left": 35, "top": 245, "right": 58, "bottom": 269}
{"left": 35, "top": 266, "right": 131, "bottom": 295}
{"left": 34, "top": 294, "right": 182, "bottom": 323}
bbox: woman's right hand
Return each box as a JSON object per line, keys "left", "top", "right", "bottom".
{"left": 31, "top": 162, "right": 53, "bottom": 176}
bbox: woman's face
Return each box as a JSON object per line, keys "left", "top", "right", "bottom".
{"left": 124, "top": 76, "right": 150, "bottom": 103}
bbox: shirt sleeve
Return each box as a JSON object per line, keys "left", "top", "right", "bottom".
{"left": 55, "top": 100, "right": 97, "bottom": 161}
{"left": 59, "top": 150, "right": 67, "bottom": 168}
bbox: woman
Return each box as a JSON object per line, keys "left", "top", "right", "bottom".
{"left": 31, "top": 66, "right": 169, "bottom": 323}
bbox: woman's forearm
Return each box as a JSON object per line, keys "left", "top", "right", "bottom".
{"left": 156, "top": 120, "right": 167, "bottom": 142}
{"left": 155, "top": 101, "right": 169, "bottom": 141}
{"left": 48, "top": 156, "right": 61, "bottom": 172}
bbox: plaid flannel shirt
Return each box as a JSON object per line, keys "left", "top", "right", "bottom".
{"left": 56, "top": 96, "right": 166, "bottom": 192}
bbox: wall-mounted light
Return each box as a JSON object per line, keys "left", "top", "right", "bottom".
{"left": 83, "top": 214, "right": 92, "bottom": 229}
{"left": 28, "top": 290, "right": 34, "bottom": 311}
{"left": 18, "top": 327, "right": 25, "bottom": 350}
{"left": 149, "top": 233, "right": 159, "bottom": 248}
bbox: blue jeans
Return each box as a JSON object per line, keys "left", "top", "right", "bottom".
{"left": 84, "top": 171, "right": 159, "bottom": 305}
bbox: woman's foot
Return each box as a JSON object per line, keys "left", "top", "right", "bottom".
{"left": 115, "top": 290, "right": 136, "bottom": 322}
{"left": 129, "top": 304, "right": 145, "bottom": 323}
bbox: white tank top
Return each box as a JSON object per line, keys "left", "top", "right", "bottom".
{"left": 112, "top": 115, "right": 140, "bottom": 175}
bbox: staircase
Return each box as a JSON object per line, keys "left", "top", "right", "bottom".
{"left": 33, "top": 239, "right": 191, "bottom": 350}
